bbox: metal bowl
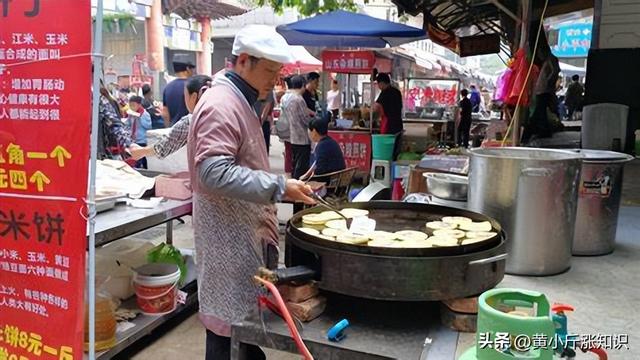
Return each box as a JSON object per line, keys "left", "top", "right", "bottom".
{"left": 423, "top": 172, "right": 468, "bottom": 201}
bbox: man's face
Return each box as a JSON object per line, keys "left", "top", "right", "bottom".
{"left": 186, "top": 67, "right": 195, "bottom": 77}
{"left": 235, "top": 54, "right": 282, "bottom": 100}
{"left": 308, "top": 79, "right": 319, "bottom": 91}
{"left": 184, "top": 88, "right": 198, "bottom": 114}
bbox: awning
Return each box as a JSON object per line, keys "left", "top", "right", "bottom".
{"left": 276, "top": 10, "right": 426, "bottom": 48}
{"left": 415, "top": 57, "right": 433, "bottom": 70}
{"left": 412, "top": 53, "right": 442, "bottom": 71}
{"left": 559, "top": 62, "right": 586, "bottom": 76}
{"left": 281, "top": 46, "right": 323, "bottom": 76}
{"left": 394, "top": 46, "right": 441, "bottom": 72}
{"left": 437, "top": 59, "right": 452, "bottom": 73}
{"left": 392, "top": 0, "right": 594, "bottom": 53}
{"left": 162, "top": 0, "right": 246, "bottom": 20}
{"left": 290, "top": 46, "right": 322, "bottom": 66}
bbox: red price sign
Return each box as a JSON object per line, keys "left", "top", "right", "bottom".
{"left": 322, "top": 50, "right": 376, "bottom": 74}
{"left": 0, "top": 0, "right": 92, "bottom": 358}
{"left": 328, "top": 131, "right": 371, "bottom": 173}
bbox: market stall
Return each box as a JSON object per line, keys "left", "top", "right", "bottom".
{"left": 223, "top": 11, "right": 512, "bottom": 360}
{"left": 277, "top": 10, "right": 427, "bottom": 176}
{"left": 323, "top": 50, "right": 379, "bottom": 174}
{"left": 403, "top": 78, "right": 461, "bottom": 149}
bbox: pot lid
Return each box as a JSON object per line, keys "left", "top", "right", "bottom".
{"left": 573, "top": 149, "right": 635, "bottom": 162}
{"left": 470, "top": 147, "right": 583, "bottom": 161}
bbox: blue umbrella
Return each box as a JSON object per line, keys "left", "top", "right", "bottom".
{"left": 276, "top": 10, "right": 426, "bottom": 48}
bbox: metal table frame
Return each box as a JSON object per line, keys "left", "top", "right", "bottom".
{"left": 231, "top": 296, "right": 460, "bottom": 360}
{"left": 86, "top": 199, "right": 195, "bottom": 360}
{"left": 92, "top": 199, "right": 192, "bottom": 247}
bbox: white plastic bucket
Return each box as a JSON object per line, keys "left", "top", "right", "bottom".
{"left": 132, "top": 263, "right": 180, "bottom": 316}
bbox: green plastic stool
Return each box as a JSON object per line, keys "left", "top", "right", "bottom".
{"left": 460, "top": 288, "right": 556, "bottom": 360}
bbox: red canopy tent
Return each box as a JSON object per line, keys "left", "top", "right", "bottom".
{"left": 280, "top": 46, "right": 322, "bottom": 76}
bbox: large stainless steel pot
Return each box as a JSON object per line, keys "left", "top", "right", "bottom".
{"left": 572, "top": 150, "right": 634, "bottom": 255}
{"left": 286, "top": 201, "right": 506, "bottom": 301}
{"left": 468, "top": 148, "right": 582, "bottom": 276}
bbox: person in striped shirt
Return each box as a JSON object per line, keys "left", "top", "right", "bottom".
{"left": 129, "top": 75, "right": 212, "bottom": 160}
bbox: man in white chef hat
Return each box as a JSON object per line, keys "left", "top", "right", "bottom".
{"left": 187, "top": 25, "right": 315, "bottom": 359}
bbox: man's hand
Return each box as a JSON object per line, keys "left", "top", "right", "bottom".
{"left": 151, "top": 106, "right": 162, "bottom": 117}
{"left": 284, "top": 179, "right": 316, "bottom": 205}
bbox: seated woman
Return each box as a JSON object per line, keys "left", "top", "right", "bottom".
{"left": 301, "top": 117, "right": 346, "bottom": 180}
{"left": 129, "top": 75, "right": 213, "bottom": 160}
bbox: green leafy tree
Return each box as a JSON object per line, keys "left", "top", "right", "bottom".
{"left": 256, "top": 0, "right": 359, "bottom": 16}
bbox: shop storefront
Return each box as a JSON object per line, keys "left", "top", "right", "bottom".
{"left": 163, "top": 16, "right": 204, "bottom": 76}
{"left": 92, "top": 0, "right": 151, "bottom": 85}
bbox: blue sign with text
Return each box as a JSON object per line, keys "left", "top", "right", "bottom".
{"left": 552, "top": 23, "right": 592, "bottom": 58}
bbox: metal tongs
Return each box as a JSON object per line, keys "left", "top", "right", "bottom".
{"left": 308, "top": 192, "right": 353, "bottom": 229}
{"left": 301, "top": 169, "right": 352, "bottom": 229}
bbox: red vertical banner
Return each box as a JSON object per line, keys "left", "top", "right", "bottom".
{"left": 328, "top": 131, "right": 372, "bottom": 173}
{"left": 0, "top": 0, "right": 92, "bottom": 359}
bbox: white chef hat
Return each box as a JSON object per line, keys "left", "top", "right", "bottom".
{"left": 232, "top": 25, "right": 294, "bottom": 64}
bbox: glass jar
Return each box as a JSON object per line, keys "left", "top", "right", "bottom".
{"left": 84, "top": 292, "right": 117, "bottom": 352}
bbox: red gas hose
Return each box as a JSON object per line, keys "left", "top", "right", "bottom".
{"left": 254, "top": 276, "right": 314, "bottom": 360}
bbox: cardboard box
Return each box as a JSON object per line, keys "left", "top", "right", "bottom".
{"left": 278, "top": 282, "right": 319, "bottom": 303}
{"left": 287, "top": 296, "right": 326, "bottom": 322}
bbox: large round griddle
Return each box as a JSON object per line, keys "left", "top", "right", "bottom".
{"left": 289, "top": 201, "right": 503, "bottom": 257}
{"left": 285, "top": 201, "right": 507, "bottom": 301}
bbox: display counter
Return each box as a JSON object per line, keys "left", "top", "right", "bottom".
{"left": 403, "top": 117, "right": 455, "bottom": 146}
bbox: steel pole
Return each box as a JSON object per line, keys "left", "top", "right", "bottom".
{"left": 88, "top": 0, "right": 104, "bottom": 358}
{"left": 512, "top": 0, "right": 530, "bottom": 146}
